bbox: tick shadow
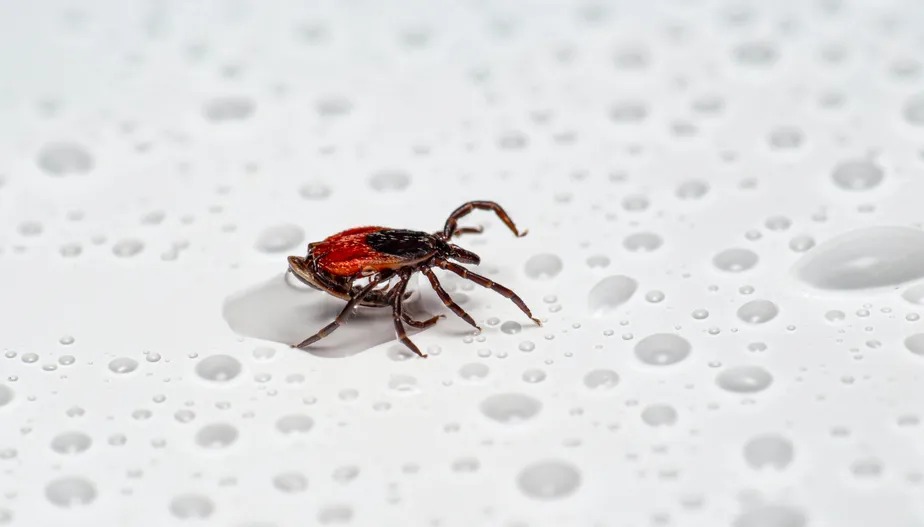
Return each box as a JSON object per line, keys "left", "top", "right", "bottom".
{"left": 222, "top": 273, "right": 446, "bottom": 358}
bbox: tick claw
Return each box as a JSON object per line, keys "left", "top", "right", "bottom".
{"left": 518, "top": 229, "right": 529, "bottom": 237}
{"left": 532, "top": 318, "right": 542, "bottom": 326}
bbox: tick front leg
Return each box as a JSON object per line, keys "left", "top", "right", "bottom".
{"left": 293, "top": 273, "right": 388, "bottom": 349}
{"left": 422, "top": 267, "right": 481, "bottom": 331}
{"left": 392, "top": 275, "right": 427, "bottom": 358}
{"left": 442, "top": 201, "right": 527, "bottom": 239}
{"left": 436, "top": 260, "right": 541, "bottom": 326}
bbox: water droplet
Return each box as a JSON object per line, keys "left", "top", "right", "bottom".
{"left": 623, "top": 232, "right": 663, "bottom": 252}
{"left": 524, "top": 254, "right": 563, "bottom": 279}
{"left": 479, "top": 393, "right": 542, "bottom": 423}
{"left": 716, "top": 366, "right": 773, "bottom": 393}
{"left": 273, "top": 472, "right": 308, "bottom": 492}
{"left": 203, "top": 96, "right": 255, "bottom": 122}
{"left": 368, "top": 170, "right": 410, "bottom": 192}
{"left": 169, "top": 494, "right": 215, "bottom": 518}
{"left": 645, "top": 290, "right": 665, "bottom": 303}
{"left": 45, "top": 477, "right": 96, "bottom": 507}
{"left": 37, "top": 142, "right": 94, "bottom": 176}
{"left": 500, "top": 321, "right": 522, "bottom": 334}
{"left": 318, "top": 505, "right": 353, "bottom": 524}
{"left": 792, "top": 227, "right": 924, "bottom": 290}
{"left": 904, "top": 334, "right": 924, "bottom": 356}
{"left": 903, "top": 93, "right": 924, "bottom": 126}
{"left": 108, "top": 357, "right": 138, "bottom": 374}
{"left": 851, "top": 457, "right": 884, "bottom": 478}
{"left": 733, "top": 505, "right": 807, "bottom": 527}
{"left": 768, "top": 126, "right": 804, "bottom": 149}
{"left": 733, "top": 41, "right": 779, "bottom": 66}
{"left": 744, "top": 434, "right": 793, "bottom": 469}
{"left": 195, "top": 423, "right": 238, "bottom": 448}
{"left": 737, "top": 300, "right": 779, "bottom": 324}
{"left": 276, "top": 414, "right": 314, "bottom": 434}
{"left": 517, "top": 460, "right": 581, "bottom": 499}
{"left": 255, "top": 224, "right": 304, "bottom": 253}
{"left": 902, "top": 283, "right": 924, "bottom": 305}
{"left": 641, "top": 404, "right": 677, "bottom": 426}
{"left": 50, "top": 431, "right": 92, "bottom": 454}
{"left": 0, "top": 385, "right": 13, "bottom": 407}
{"left": 634, "top": 333, "right": 691, "bottom": 365}
{"left": 112, "top": 239, "right": 144, "bottom": 258}
{"left": 459, "top": 363, "right": 489, "bottom": 381}
{"left": 609, "top": 100, "right": 649, "bottom": 123}
{"left": 583, "top": 369, "right": 619, "bottom": 390}
{"left": 195, "top": 355, "right": 242, "bottom": 382}
{"left": 522, "top": 369, "right": 546, "bottom": 383}
{"left": 299, "top": 182, "right": 332, "bottom": 200}
{"left": 387, "top": 374, "right": 419, "bottom": 394}
{"left": 831, "top": 159, "right": 884, "bottom": 191}
{"left": 789, "top": 235, "right": 815, "bottom": 252}
{"left": 588, "top": 275, "right": 637, "bottom": 315}
{"left": 713, "top": 248, "right": 759, "bottom": 272}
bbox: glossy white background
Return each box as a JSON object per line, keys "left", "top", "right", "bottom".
{"left": 1, "top": 0, "right": 924, "bottom": 526}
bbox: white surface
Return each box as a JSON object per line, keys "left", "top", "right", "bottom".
{"left": 1, "top": 0, "right": 924, "bottom": 526}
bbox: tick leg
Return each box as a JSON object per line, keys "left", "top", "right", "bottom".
{"left": 422, "top": 267, "right": 481, "bottom": 331}
{"left": 435, "top": 260, "right": 541, "bottom": 326}
{"left": 442, "top": 201, "right": 527, "bottom": 239}
{"left": 392, "top": 276, "right": 426, "bottom": 357}
{"left": 401, "top": 312, "right": 444, "bottom": 329}
{"left": 435, "top": 226, "right": 484, "bottom": 239}
{"left": 293, "top": 273, "right": 389, "bottom": 348}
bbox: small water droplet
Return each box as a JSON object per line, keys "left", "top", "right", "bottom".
{"left": 635, "top": 333, "right": 691, "bottom": 365}
{"left": 713, "top": 248, "right": 759, "bottom": 272}
{"left": 45, "top": 477, "right": 96, "bottom": 507}
{"left": 255, "top": 224, "right": 304, "bottom": 253}
{"left": 524, "top": 254, "right": 563, "bottom": 279}
{"left": 479, "top": 393, "right": 542, "bottom": 423}
{"left": 195, "top": 355, "right": 242, "bottom": 382}
{"left": 716, "top": 366, "right": 773, "bottom": 393}
{"left": 108, "top": 357, "right": 138, "bottom": 374}
{"left": 195, "top": 423, "right": 238, "bottom": 448}
{"left": 744, "top": 434, "right": 794, "bottom": 469}
{"left": 583, "top": 369, "right": 619, "bottom": 390}
{"left": 37, "top": 142, "right": 94, "bottom": 176}
{"left": 831, "top": 159, "right": 884, "bottom": 191}
{"left": 169, "top": 494, "right": 215, "bottom": 518}
{"left": 588, "top": 275, "right": 637, "bottom": 315}
{"left": 737, "top": 300, "right": 779, "bottom": 324}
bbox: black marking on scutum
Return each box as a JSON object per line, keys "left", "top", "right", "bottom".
{"left": 366, "top": 229, "right": 435, "bottom": 259}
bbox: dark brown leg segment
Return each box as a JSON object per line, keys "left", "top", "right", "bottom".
{"left": 294, "top": 273, "right": 389, "bottom": 348}
{"left": 442, "top": 201, "right": 527, "bottom": 239}
{"left": 401, "top": 312, "right": 443, "bottom": 329}
{"left": 436, "top": 260, "right": 541, "bottom": 326}
{"left": 422, "top": 267, "right": 481, "bottom": 331}
{"left": 392, "top": 274, "right": 426, "bottom": 357}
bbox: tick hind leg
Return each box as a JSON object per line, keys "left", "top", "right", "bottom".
{"left": 422, "top": 267, "right": 481, "bottom": 331}
{"left": 293, "top": 272, "right": 390, "bottom": 349}
{"left": 442, "top": 201, "right": 527, "bottom": 239}
{"left": 392, "top": 274, "right": 427, "bottom": 357}
{"left": 436, "top": 260, "right": 541, "bottom": 326}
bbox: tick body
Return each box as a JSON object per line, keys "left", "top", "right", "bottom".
{"left": 287, "top": 200, "right": 541, "bottom": 357}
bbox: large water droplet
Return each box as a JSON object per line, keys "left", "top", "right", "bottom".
{"left": 0, "top": 385, "right": 13, "bottom": 407}
{"left": 169, "top": 494, "right": 215, "bottom": 518}
{"left": 831, "top": 159, "right": 884, "bottom": 191}
{"left": 45, "top": 477, "right": 96, "bottom": 507}
{"left": 713, "top": 248, "right": 759, "bottom": 272}
{"left": 623, "top": 232, "right": 663, "bottom": 252}
{"left": 634, "top": 333, "right": 691, "bottom": 365}
{"left": 112, "top": 239, "right": 144, "bottom": 258}
{"left": 588, "top": 275, "right": 637, "bottom": 315}
{"left": 716, "top": 366, "right": 773, "bottom": 393}
{"left": 50, "top": 432, "right": 92, "bottom": 454}
{"left": 904, "top": 334, "right": 924, "bottom": 356}
{"left": 255, "top": 224, "right": 304, "bottom": 253}
{"left": 744, "top": 434, "right": 794, "bottom": 469}
{"left": 737, "top": 300, "right": 779, "bottom": 324}
{"left": 108, "top": 357, "right": 138, "bottom": 374}
{"left": 195, "top": 355, "right": 242, "bottom": 382}
{"left": 37, "top": 142, "right": 94, "bottom": 176}
{"left": 524, "top": 254, "right": 563, "bottom": 279}
{"left": 901, "top": 283, "right": 924, "bottom": 305}
{"left": 517, "top": 460, "right": 581, "bottom": 499}
{"left": 479, "top": 393, "right": 542, "bottom": 423}
{"left": 195, "top": 423, "right": 239, "bottom": 448}
{"left": 792, "top": 227, "right": 924, "bottom": 290}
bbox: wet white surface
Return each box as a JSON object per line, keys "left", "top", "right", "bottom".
{"left": 2, "top": 0, "right": 924, "bottom": 526}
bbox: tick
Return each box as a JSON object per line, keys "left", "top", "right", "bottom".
{"left": 287, "top": 200, "right": 541, "bottom": 357}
